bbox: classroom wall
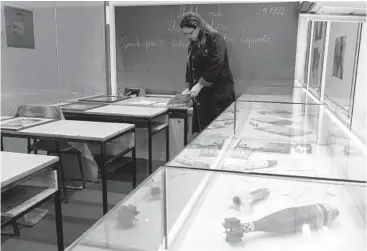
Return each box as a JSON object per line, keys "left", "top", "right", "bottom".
{"left": 1, "top": 1, "right": 107, "bottom": 116}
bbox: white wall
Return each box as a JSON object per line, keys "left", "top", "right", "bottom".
{"left": 1, "top": 2, "right": 59, "bottom": 115}
{"left": 351, "top": 24, "right": 366, "bottom": 142}
{"left": 1, "top": 1, "right": 107, "bottom": 115}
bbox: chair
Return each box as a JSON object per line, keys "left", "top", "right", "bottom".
{"left": 13, "top": 105, "right": 86, "bottom": 203}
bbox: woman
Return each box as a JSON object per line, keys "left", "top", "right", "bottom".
{"left": 180, "top": 12, "right": 235, "bottom": 133}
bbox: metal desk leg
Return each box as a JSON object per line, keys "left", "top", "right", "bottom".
{"left": 148, "top": 119, "right": 153, "bottom": 174}
{"left": 55, "top": 142, "right": 68, "bottom": 204}
{"left": 54, "top": 189, "right": 64, "bottom": 251}
{"left": 100, "top": 143, "right": 108, "bottom": 215}
{"left": 184, "top": 114, "right": 188, "bottom": 146}
{"left": 132, "top": 146, "right": 137, "bottom": 189}
{"left": 165, "top": 126, "right": 169, "bottom": 162}
{"left": 1, "top": 135, "right": 4, "bottom": 151}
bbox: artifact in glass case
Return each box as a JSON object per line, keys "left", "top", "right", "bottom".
{"left": 246, "top": 159, "right": 278, "bottom": 169}
{"left": 223, "top": 203, "right": 339, "bottom": 244}
{"left": 251, "top": 118, "right": 296, "bottom": 126}
{"left": 232, "top": 188, "right": 270, "bottom": 209}
{"left": 116, "top": 204, "right": 140, "bottom": 228}
{"left": 232, "top": 140, "right": 312, "bottom": 158}
{"left": 188, "top": 136, "right": 226, "bottom": 157}
{"left": 257, "top": 110, "right": 295, "bottom": 118}
{"left": 143, "top": 178, "right": 162, "bottom": 201}
{"left": 254, "top": 126, "right": 312, "bottom": 138}
{"left": 208, "top": 120, "right": 234, "bottom": 130}
{"left": 174, "top": 156, "right": 210, "bottom": 169}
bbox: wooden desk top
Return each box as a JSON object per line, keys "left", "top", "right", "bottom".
{"left": 1, "top": 151, "right": 59, "bottom": 188}
{"left": 3, "top": 120, "right": 135, "bottom": 142}
{"left": 85, "top": 105, "right": 168, "bottom": 118}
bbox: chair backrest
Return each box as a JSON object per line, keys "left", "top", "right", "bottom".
{"left": 12, "top": 105, "right": 65, "bottom": 120}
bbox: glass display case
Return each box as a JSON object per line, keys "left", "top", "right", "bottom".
{"left": 234, "top": 101, "right": 323, "bottom": 143}
{"left": 65, "top": 166, "right": 366, "bottom": 251}
{"left": 237, "top": 86, "right": 319, "bottom": 105}
{"left": 166, "top": 100, "right": 365, "bottom": 183}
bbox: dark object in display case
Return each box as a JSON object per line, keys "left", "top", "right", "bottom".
{"left": 233, "top": 188, "right": 270, "bottom": 207}
{"left": 150, "top": 186, "right": 161, "bottom": 196}
{"left": 116, "top": 204, "right": 139, "bottom": 228}
{"left": 223, "top": 203, "right": 339, "bottom": 244}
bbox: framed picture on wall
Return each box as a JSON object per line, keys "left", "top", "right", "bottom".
{"left": 4, "top": 6, "right": 35, "bottom": 49}
{"left": 314, "top": 22, "right": 325, "bottom": 41}
{"left": 332, "top": 35, "right": 347, "bottom": 80}
{"left": 309, "top": 21, "right": 327, "bottom": 93}
{"left": 324, "top": 22, "right": 361, "bottom": 124}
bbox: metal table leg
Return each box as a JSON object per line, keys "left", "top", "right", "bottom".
{"left": 148, "top": 119, "right": 153, "bottom": 174}
{"left": 100, "top": 143, "right": 108, "bottom": 215}
{"left": 165, "top": 126, "right": 169, "bottom": 162}
{"left": 184, "top": 113, "right": 188, "bottom": 146}
{"left": 132, "top": 146, "right": 137, "bottom": 189}
{"left": 54, "top": 189, "right": 64, "bottom": 251}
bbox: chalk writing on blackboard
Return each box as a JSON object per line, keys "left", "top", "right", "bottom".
{"left": 177, "top": 5, "right": 201, "bottom": 18}
{"left": 210, "top": 20, "right": 227, "bottom": 31}
{"left": 256, "top": 6, "right": 285, "bottom": 16}
{"left": 167, "top": 20, "right": 181, "bottom": 32}
{"left": 208, "top": 5, "right": 223, "bottom": 17}
{"left": 120, "top": 37, "right": 157, "bottom": 52}
{"left": 241, "top": 29, "right": 272, "bottom": 48}
{"left": 171, "top": 39, "right": 189, "bottom": 50}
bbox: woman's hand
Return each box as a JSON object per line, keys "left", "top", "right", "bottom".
{"left": 181, "top": 88, "right": 190, "bottom": 94}
{"left": 189, "top": 83, "right": 204, "bottom": 98}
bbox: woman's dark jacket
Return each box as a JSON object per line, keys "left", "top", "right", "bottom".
{"left": 186, "top": 30, "right": 235, "bottom": 133}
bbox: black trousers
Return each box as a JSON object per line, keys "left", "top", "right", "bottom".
{"left": 192, "top": 96, "right": 233, "bottom": 133}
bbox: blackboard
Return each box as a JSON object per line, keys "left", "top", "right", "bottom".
{"left": 115, "top": 2, "right": 299, "bottom": 95}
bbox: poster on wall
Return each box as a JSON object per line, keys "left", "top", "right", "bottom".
{"left": 4, "top": 6, "right": 35, "bottom": 49}
{"left": 314, "top": 22, "right": 325, "bottom": 41}
{"left": 324, "top": 22, "right": 361, "bottom": 122}
{"left": 332, "top": 35, "right": 347, "bottom": 80}
{"left": 309, "top": 21, "right": 327, "bottom": 92}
